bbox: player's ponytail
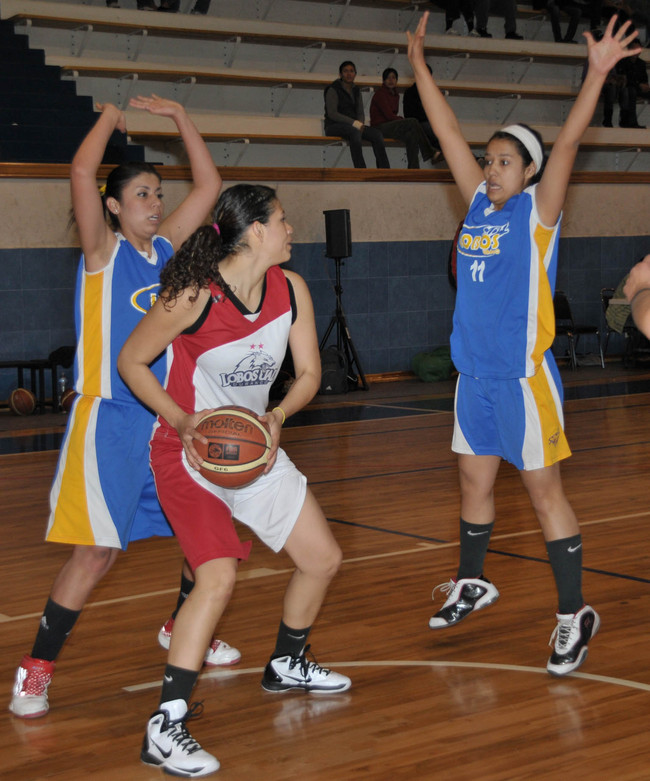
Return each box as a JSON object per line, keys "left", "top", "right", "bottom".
{"left": 159, "top": 223, "right": 228, "bottom": 306}
{"left": 160, "top": 184, "right": 278, "bottom": 307}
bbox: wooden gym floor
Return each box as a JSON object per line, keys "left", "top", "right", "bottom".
{"left": 1, "top": 360, "right": 650, "bottom": 780}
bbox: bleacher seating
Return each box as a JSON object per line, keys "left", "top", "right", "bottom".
{"left": 1, "top": 0, "right": 650, "bottom": 174}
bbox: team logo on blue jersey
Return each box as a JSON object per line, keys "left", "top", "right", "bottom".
{"left": 220, "top": 346, "right": 278, "bottom": 388}
{"left": 458, "top": 223, "right": 510, "bottom": 258}
{"left": 131, "top": 283, "right": 161, "bottom": 313}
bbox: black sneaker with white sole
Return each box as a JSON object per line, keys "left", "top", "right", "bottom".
{"left": 429, "top": 576, "right": 500, "bottom": 629}
{"left": 261, "top": 645, "right": 351, "bottom": 694}
{"left": 141, "top": 699, "right": 220, "bottom": 778}
{"left": 547, "top": 605, "right": 600, "bottom": 676}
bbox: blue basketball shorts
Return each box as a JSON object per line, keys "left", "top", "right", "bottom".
{"left": 451, "top": 356, "right": 572, "bottom": 471}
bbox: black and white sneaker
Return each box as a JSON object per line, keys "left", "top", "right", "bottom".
{"left": 429, "top": 576, "right": 500, "bottom": 629}
{"left": 141, "top": 699, "right": 220, "bottom": 778}
{"left": 547, "top": 605, "right": 600, "bottom": 676}
{"left": 261, "top": 645, "right": 351, "bottom": 694}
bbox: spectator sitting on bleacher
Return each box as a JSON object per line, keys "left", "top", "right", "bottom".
{"left": 435, "top": 0, "right": 479, "bottom": 35}
{"left": 548, "top": 0, "right": 584, "bottom": 42}
{"left": 618, "top": 52, "right": 649, "bottom": 126}
{"left": 106, "top": 0, "right": 159, "bottom": 8}
{"left": 489, "top": 0, "right": 525, "bottom": 38}
{"left": 369, "top": 68, "right": 437, "bottom": 169}
{"left": 107, "top": 0, "right": 209, "bottom": 11}
{"left": 404, "top": 65, "right": 443, "bottom": 160}
{"left": 324, "top": 61, "right": 390, "bottom": 169}
{"left": 601, "top": 61, "right": 627, "bottom": 125}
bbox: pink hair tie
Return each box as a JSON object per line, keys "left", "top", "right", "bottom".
{"left": 213, "top": 222, "right": 221, "bottom": 235}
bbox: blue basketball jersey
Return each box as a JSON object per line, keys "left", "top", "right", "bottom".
{"left": 450, "top": 182, "right": 561, "bottom": 379}
{"left": 73, "top": 233, "right": 173, "bottom": 402}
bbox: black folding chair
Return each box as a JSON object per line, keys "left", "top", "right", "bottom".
{"left": 553, "top": 290, "right": 604, "bottom": 370}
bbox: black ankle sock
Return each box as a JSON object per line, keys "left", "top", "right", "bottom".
{"left": 31, "top": 598, "right": 81, "bottom": 662}
{"left": 457, "top": 518, "right": 494, "bottom": 580}
{"left": 272, "top": 620, "right": 311, "bottom": 659}
{"left": 159, "top": 664, "right": 199, "bottom": 707}
{"left": 171, "top": 572, "right": 195, "bottom": 620}
{"left": 546, "top": 534, "right": 584, "bottom": 614}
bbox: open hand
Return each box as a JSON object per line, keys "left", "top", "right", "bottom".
{"left": 129, "top": 93, "right": 184, "bottom": 119}
{"left": 407, "top": 11, "right": 430, "bottom": 67}
{"left": 583, "top": 15, "right": 641, "bottom": 77}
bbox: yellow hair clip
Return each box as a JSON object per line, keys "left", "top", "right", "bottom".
{"left": 98, "top": 184, "right": 107, "bottom": 197}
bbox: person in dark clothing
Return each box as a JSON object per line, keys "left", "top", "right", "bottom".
{"left": 403, "top": 64, "right": 443, "bottom": 158}
{"left": 106, "top": 0, "right": 158, "bottom": 7}
{"left": 618, "top": 52, "right": 649, "bottom": 127}
{"left": 370, "top": 68, "right": 436, "bottom": 168}
{"left": 324, "top": 61, "right": 390, "bottom": 169}
{"left": 548, "top": 0, "right": 583, "bottom": 42}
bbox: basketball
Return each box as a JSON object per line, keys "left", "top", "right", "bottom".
{"left": 60, "top": 388, "right": 77, "bottom": 414}
{"left": 194, "top": 406, "right": 272, "bottom": 489}
{"left": 9, "top": 388, "right": 37, "bottom": 416}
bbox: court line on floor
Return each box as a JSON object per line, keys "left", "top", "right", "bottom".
{"left": 123, "top": 659, "right": 650, "bottom": 694}
{"left": 2, "top": 509, "right": 648, "bottom": 623}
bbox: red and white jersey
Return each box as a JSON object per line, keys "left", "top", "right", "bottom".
{"left": 159, "top": 265, "right": 293, "bottom": 434}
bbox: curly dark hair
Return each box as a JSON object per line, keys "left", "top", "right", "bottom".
{"left": 488, "top": 123, "right": 546, "bottom": 184}
{"left": 159, "top": 184, "right": 278, "bottom": 307}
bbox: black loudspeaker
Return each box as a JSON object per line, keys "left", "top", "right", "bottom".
{"left": 324, "top": 209, "right": 352, "bottom": 259}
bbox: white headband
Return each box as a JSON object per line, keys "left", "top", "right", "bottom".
{"left": 501, "top": 124, "right": 544, "bottom": 174}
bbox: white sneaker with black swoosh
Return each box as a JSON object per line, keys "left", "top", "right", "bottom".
{"left": 261, "top": 645, "right": 351, "bottom": 693}
{"left": 547, "top": 604, "right": 600, "bottom": 676}
{"left": 141, "top": 699, "right": 220, "bottom": 777}
{"left": 429, "top": 575, "right": 500, "bottom": 628}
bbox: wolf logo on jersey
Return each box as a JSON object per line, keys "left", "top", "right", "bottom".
{"left": 220, "top": 348, "right": 279, "bottom": 388}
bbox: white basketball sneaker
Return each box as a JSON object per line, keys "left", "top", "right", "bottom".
{"left": 547, "top": 605, "right": 600, "bottom": 676}
{"left": 429, "top": 576, "right": 500, "bottom": 629}
{"left": 158, "top": 618, "right": 241, "bottom": 666}
{"left": 261, "top": 646, "right": 351, "bottom": 693}
{"left": 141, "top": 699, "right": 220, "bottom": 778}
{"left": 9, "top": 655, "right": 55, "bottom": 719}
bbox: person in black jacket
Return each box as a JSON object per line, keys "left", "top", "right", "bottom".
{"left": 324, "top": 61, "right": 390, "bottom": 169}
{"left": 403, "top": 64, "right": 442, "bottom": 159}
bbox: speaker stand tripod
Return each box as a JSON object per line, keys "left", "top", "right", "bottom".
{"left": 319, "top": 257, "right": 369, "bottom": 391}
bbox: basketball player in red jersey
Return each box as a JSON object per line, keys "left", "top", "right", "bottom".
{"left": 119, "top": 184, "right": 350, "bottom": 778}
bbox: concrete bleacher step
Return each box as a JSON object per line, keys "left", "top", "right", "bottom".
{"left": 2, "top": 0, "right": 621, "bottom": 66}
{"left": 2, "top": 0, "right": 649, "bottom": 173}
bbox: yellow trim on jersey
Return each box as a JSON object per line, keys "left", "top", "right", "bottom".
{"left": 525, "top": 366, "right": 571, "bottom": 467}
{"left": 46, "top": 395, "right": 96, "bottom": 544}
{"left": 531, "top": 222, "right": 556, "bottom": 369}
{"left": 81, "top": 270, "right": 105, "bottom": 398}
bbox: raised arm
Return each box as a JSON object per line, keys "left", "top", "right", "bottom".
{"left": 536, "top": 16, "right": 641, "bottom": 226}
{"left": 407, "top": 12, "right": 482, "bottom": 204}
{"left": 129, "top": 95, "right": 222, "bottom": 250}
{"left": 69, "top": 103, "right": 125, "bottom": 271}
